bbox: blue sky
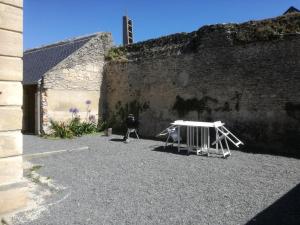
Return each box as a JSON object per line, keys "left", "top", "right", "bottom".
{"left": 24, "top": 0, "right": 300, "bottom": 49}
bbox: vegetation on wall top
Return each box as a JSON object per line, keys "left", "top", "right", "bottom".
{"left": 105, "top": 47, "right": 127, "bottom": 61}
{"left": 207, "top": 12, "right": 300, "bottom": 43}
{"left": 105, "top": 13, "right": 300, "bottom": 60}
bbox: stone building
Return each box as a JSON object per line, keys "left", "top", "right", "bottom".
{"left": 23, "top": 32, "right": 112, "bottom": 134}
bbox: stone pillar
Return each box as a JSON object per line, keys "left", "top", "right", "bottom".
{"left": 0, "top": 0, "right": 25, "bottom": 215}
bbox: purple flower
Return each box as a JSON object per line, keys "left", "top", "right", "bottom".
{"left": 69, "top": 108, "right": 74, "bottom": 113}
{"left": 85, "top": 100, "right": 91, "bottom": 105}
{"left": 73, "top": 108, "right": 79, "bottom": 114}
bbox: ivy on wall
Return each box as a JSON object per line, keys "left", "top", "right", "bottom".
{"left": 107, "top": 100, "right": 150, "bottom": 133}
{"left": 172, "top": 92, "right": 243, "bottom": 118}
{"left": 172, "top": 95, "right": 218, "bottom": 118}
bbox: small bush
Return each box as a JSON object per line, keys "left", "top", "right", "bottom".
{"left": 50, "top": 118, "right": 98, "bottom": 138}
{"left": 81, "top": 121, "right": 97, "bottom": 134}
{"left": 69, "top": 117, "right": 84, "bottom": 136}
{"left": 49, "top": 100, "right": 100, "bottom": 139}
{"left": 50, "top": 120, "right": 73, "bottom": 138}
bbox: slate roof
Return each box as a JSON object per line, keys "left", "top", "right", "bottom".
{"left": 283, "top": 6, "right": 300, "bottom": 15}
{"left": 23, "top": 33, "right": 99, "bottom": 85}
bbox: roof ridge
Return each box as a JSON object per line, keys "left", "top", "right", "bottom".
{"left": 24, "top": 32, "right": 105, "bottom": 54}
{"left": 283, "top": 6, "right": 300, "bottom": 15}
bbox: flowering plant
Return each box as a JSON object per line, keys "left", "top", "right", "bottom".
{"left": 85, "top": 100, "right": 91, "bottom": 120}
{"left": 69, "top": 107, "right": 79, "bottom": 118}
{"left": 50, "top": 101, "right": 99, "bottom": 138}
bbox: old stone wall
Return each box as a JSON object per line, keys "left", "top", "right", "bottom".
{"left": 41, "top": 33, "right": 113, "bottom": 131}
{"left": 104, "top": 14, "right": 300, "bottom": 154}
{"left": 43, "top": 33, "right": 112, "bottom": 90}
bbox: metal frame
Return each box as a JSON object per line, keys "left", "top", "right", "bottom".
{"left": 126, "top": 128, "right": 139, "bottom": 140}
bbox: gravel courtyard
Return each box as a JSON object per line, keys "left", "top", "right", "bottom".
{"left": 13, "top": 134, "right": 300, "bottom": 225}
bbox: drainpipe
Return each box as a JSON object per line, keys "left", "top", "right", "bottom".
{"left": 36, "top": 80, "right": 41, "bottom": 135}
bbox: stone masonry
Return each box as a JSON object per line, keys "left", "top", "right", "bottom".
{"left": 43, "top": 33, "right": 112, "bottom": 91}
{"left": 41, "top": 33, "right": 113, "bottom": 132}
{"left": 0, "top": 0, "right": 23, "bottom": 182}
{"left": 0, "top": 0, "right": 26, "bottom": 215}
{"left": 104, "top": 13, "right": 300, "bottom": 155}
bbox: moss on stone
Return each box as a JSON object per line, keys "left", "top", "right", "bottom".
{"left": 105, "top": 47, "right": 127, "bottom": 61}
{"left": 107, "top": 100, "right": 150, "bottom": 133}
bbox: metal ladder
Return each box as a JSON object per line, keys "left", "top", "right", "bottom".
{"left": 212, "top": 123, "right": 244, "bottom": 157}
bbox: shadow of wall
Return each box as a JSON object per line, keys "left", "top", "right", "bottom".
{"left": 246, "top": 183, "right": 300, "bottom": 225}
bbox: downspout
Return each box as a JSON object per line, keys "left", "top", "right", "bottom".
{"left": 35, "top": 79, "right": 41, "bottom": 135}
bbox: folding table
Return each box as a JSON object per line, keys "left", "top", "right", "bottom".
{"left": 170, "top": 120, "right": 243, "bottom": 157}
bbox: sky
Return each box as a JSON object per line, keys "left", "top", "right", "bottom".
{"left": 24, "top": 0, "right": 300, "bottom": 50}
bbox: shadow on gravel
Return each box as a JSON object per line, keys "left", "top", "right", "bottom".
{"left": 152, "top": 145, "right": 191, "bottom": 156}
{"left": 109, "top": 138, "right": 140, "bottom": 142}
{"left": 152, "top": 146, "right": 228, "bottom": 158}
{"left": 239, "top": 144, "right": 300, "bottom": 159}
{"left": 109, "top": 138, "right": 125, "bottom": 142}
{"left": 246, "top": 183, "right": 300, "bottom": 225}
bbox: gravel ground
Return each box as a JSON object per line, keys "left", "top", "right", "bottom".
{"left": 14, "top": 134, "right": 300, "bottom": 225}
{"left": 23, "top": 134, "right": 89, "bottom": 154}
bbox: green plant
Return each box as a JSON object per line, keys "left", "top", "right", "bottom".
{"left": 68, "top": 118, "right": 97, "bottom": 136}
{"left": 97, "top": 120, "right": 108, "bottom": 131}
{"left": 104, "top": 100, "right": 150, "bottom": 134}
{"left": 105, "top": 47, "right": 127, "bottom": 61}
{"left": 51, "top": 118, "right": 98, "bottom": 138}
{"left": 81, "top": 121, "right": 97, "bottom": 134}
{"left": 49, "top": 120, "right": 73, "bottom": 138}
{"left": 69, "top": 117, "right": 84, "bottom": 136}
{"left": 49, "top": 100, "right": 101, "bottom": 139}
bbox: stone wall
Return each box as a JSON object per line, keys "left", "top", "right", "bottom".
{"left": 104, "top": 14, "right": 300, "bottom": 155}
{"left": 0, "top": 0, "right": 26, "bottom": 215}
{"left": 0, "top": 0, "right": 23, "bottom": 182}
{"left": 41, "top": 33, "right": 113, "bottom": 131}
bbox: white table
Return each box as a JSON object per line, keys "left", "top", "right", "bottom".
{"left": 170, "top": 120, "right": 242, "bottom": 157}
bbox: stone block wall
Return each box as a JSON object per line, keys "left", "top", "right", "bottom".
{"left": 41, "top": 33, "right": 113, "bottom": 132}
{"left": 104, "top": 14, "right": 300, "bottom": 155}
{"left": 0, "top": 0, "right": 23, "bottom": 186}
{"left": 0, "top": 2, "right": 26, "bottom": 215}
{"left": 43, "top": 33, "right": 112, "bottom": 90}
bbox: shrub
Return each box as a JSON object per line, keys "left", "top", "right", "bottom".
{"left": 49, "top": 120, "right": 73, "bottom": 138}
{"left": 50, "top": 118, "right": 98, "bottom": 138}
{"left": 97, "top": 120, "right": 108, "bottom": 132}
{"left": 69, "top": 117, "right": 84, "bottom": 136}
{"left": 49, "top": 100, "right": 100, "bottom": 139}
{"left": 81, "top": 121, "right": 97, "bottom": 134}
